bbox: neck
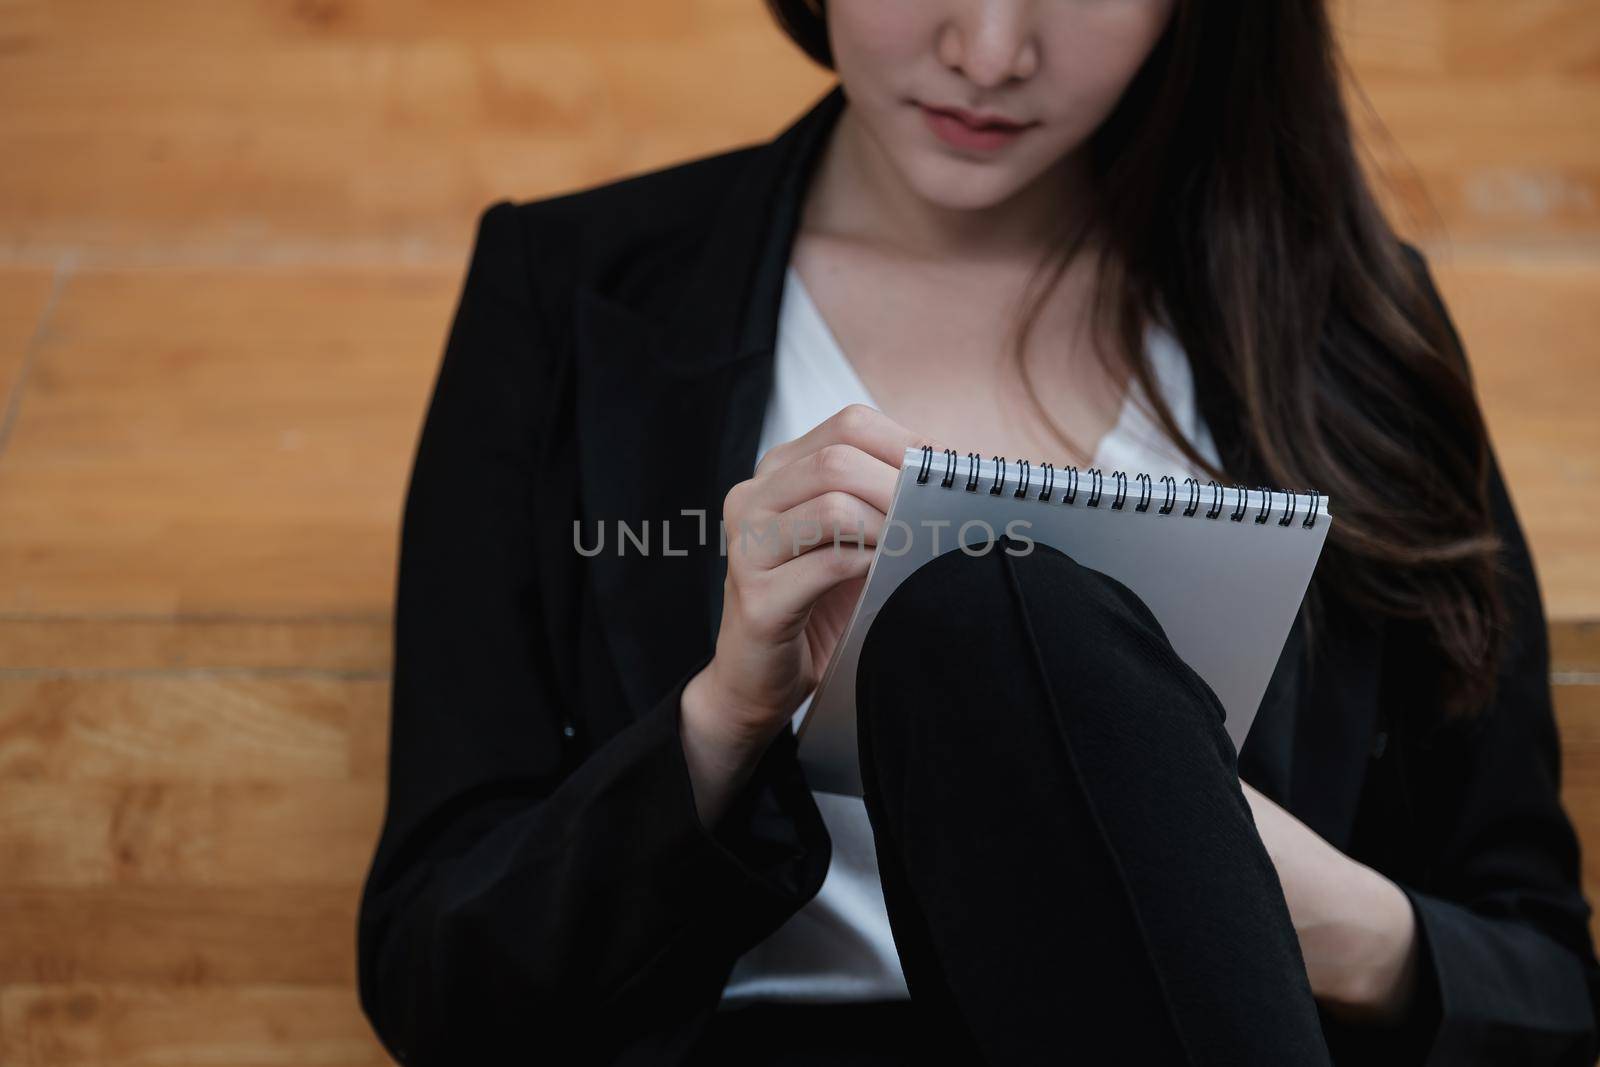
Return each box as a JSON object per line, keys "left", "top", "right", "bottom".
{"left": 804, "top": 101, "right": 1094, "bottom": 264}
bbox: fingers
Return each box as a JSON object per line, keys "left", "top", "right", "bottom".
{"left": 755, "top": 403, "right": 931, "bottom": 478}
{"left": 716, "top": 402, "right": 937, "bottom": 643}
{"left": 732, "top": 541, "right": 875, "bottom": 641}
{"left": 724, "top": 429, "right": 903, "bottom": 572}
{"left": 750, "top": 441, "right": 902, "bottom": 517}
{"left": 728, "top": 490, "right": 885, "bottom": 571}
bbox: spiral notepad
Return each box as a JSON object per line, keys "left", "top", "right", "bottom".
{"left": 793, "top": 446, "right": 1335, "bottom": 797}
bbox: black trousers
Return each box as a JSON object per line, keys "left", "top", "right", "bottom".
{"left": 697, "top": 538, "right": 1332, "bottom": 1065}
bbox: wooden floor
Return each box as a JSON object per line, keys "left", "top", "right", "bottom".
{"left": 0, "top": 2, "right": 1596, "bottom": 1063}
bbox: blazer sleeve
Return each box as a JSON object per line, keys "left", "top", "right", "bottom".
{"left": 1375, "top": 247, "right": 1600, "bottom": 1065}
{"left": 356, "top": 201, "right": 832, "bottom": 1065}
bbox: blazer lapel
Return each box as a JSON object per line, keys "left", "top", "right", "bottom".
{"left": 574, "top": 85, "right": 847, "bottom": 723}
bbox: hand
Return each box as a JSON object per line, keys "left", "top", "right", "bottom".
{"left": 1240, "top": 781, "right": 1422, "bottom": 1025}
{"left": 680, "top": 404, "right": 934, "bottom": 826}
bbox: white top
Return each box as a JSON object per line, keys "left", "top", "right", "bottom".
{"left": 719, "top": 265, "right": 1223, "bottom": 1007}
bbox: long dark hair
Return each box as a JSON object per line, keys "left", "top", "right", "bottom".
{"left": 768, "top": 0, "right": 1505, "bottom": 717}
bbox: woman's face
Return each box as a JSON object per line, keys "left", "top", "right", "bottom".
{"left": 826, "top": 0, "right": 1176, "bottom": 210}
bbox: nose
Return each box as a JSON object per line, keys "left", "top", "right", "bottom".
{"left": 936, "top": 1, "right": 1040, "bottom": 88}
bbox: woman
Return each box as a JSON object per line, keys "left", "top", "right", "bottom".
{"left": 357, "top": 1, "right": 1600, "bottom": 1063}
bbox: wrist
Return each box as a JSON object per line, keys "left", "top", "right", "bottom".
{"left": 1317, "top": 865, "right": 1422, "bottom": 1024}
{"left": 681, "top": 659, "right": 787, "bottom": 761}
{"left": 678, "top": 660, "right": 785, "bottom": 827}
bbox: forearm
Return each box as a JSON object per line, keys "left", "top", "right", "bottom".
{"left": 1242, "top": 782, "right": 1422, "bottom": 1024}
{"left": 679, "top": 660, "right": 787, "bottom": 827}
{"left": 370, "top": 690, "right": 832, "bottom": 1060}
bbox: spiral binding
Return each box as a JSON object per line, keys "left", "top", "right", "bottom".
{"left": 914, "top": 446, "right": 1322, "bottom": 529}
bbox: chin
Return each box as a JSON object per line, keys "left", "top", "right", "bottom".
{"left": 896, "top": 150, "right": 1043, "bottom": 212}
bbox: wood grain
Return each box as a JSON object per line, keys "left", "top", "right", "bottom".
{"left": 0, "top": 673, "right": 384, "bottom": 783}
{"left": 0, "top": 269, "right": 58, "bottom": 446}
{"left": 1338, "top": 0, "right": 1600, "bottom": 243}
{"left": 0, "top": 266, "right": 458, "bottom": 616}
{"left": 0, "top": 1, "right": 832, "bottom": 263}
{"left": 1427, "top": 256, "right": 1600, "bottom": 622}
{"left": 0, "top": 886, "right": 359, "bottom": 986}
{"left": 0, "top": 781, "right": 383, "bottom": 888}
{"left": 0, "top": 616, "right": 388, "bottom": 673}
{"left": 0, "top": 985, "right": 388, "bottom": 1067}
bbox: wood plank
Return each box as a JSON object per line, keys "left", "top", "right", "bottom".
{"left": 0, "top": 266, "right": 459, "bottom": 616}
{"left": 1337, "top": 0, "right": 1600, "bottom": 78}
{"left": 0, "top": 781, "right": 382, "bottom": 888}
{"left": 0, "top": 268, "right": 57, "bottom": 429}
{"left": 1557, "top": 683, "right": 1600, "bottom": 750}
{"left": 1553, "top": 622, "right": 1600, "bottom": 677}
{"left": 0, "top": 674, "right": 384, "bottom": 783}
{"left": 1334, "top": 0, "right": 1445, "bottom": 78}
{"left": 0, "top": 887, "right": 358, "bottom": 984}
{"left": 346, "top": 686, "right": 391, "bottom": 786}
{"left": 1424, "top": 256, "right": 1600, "bottom": 623}
{"left": 0, "top": 7, "right": 830, "bottom": 260}
{"left": 0, "top": 984, "right": 389, "bottom": 1067}
{"left": 1337, "top": 0, "right": 1600, "bottom": 242}
{"left": 0, "top": 616, "right": 388, "bottom": 673}
{"left": 1356, "top": 82, "right": 1600, "bottom": 244}
{"left": 19, "top": 0, "right": 704, "bottom": 44}
{"left": 1439, "top": 0, "right": 1600, "bottom": 79}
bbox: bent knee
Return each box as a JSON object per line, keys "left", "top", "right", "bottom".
{"left": 860, "top": 535, "right": 1229, "bottom": 751}
{"left": 875, "top": 536, "right": 1172, "bottom": 655}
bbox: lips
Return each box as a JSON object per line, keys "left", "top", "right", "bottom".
{"left": 918, "top": 102, "right": 1037, "bottom": 153}
{"left": 925, "top": 104, "right": 1032, "bottom": 132}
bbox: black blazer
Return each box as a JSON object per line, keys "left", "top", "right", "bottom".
{"left": 357, "top": 84, "right": 1600, "bottom": 1066}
